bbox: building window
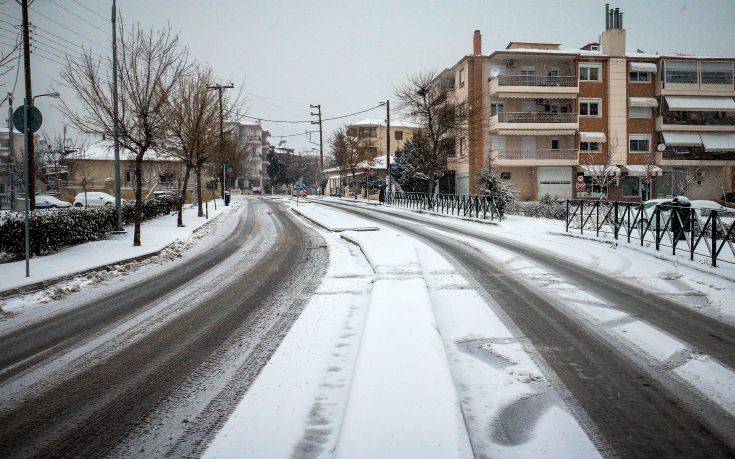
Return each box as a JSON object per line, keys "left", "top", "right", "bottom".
{"left": 664, "top": 60, "right": 698, "bottom": 84}
{"left": 490, "top": 102, "right": 505, "bottom": 116}
{"left": 500, "top": 172, "right": 511, "bottom": 180}
{"left": 551, "top": 139, "right": 560, "bottom": 150}
{"left": 394, "top": 130, "right": 403, "bottom": 140}
{"left": 629, "top": 134, "right": 651, "bottom": 153}
{"left": 629, "top": 107, "right": 652, "bottom": 118}
{"left": 621, "top": 176, "right": 641, "bottom": 197}
{"left": 579, "top": 99, "right": 601, "bottom": 117}
{"left": 701, "top": 61, "right": 734, "bottom": 85}
{"left": 521, "top": 66, "right": 536, "bottom": 76}
{"left": 347, "top": 128, "right": 357, "bottom": 137}
{"left": 359, "top": 127, "right": 377, "bottom": 138}
{"left": 579, "top": 63, "right": 601, "bottom": 82}
{"left": 629, "top": 71, "right": 651, "bottom": 83}
{"left": 459, "top": 137, "right": 466, "bottom": 158}
{"left": 579, "top": 141, "right": 601, "bottom": 152}
{"left": 458, "top": 68, "right": 465, "bottom": 88}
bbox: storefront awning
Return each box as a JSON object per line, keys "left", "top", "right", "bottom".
{"left": 628, "top": 97, "right": 658, "bottom": 108}
{"left": 700, "top": 132, "right": 735, "bottom": 151}
{"left": 665, "top": 96, "right": 735, "bottom": 111}
{"left": 579, "top": 165, "right": 621, "bottom": 176}
{"left": 579, "top": 131, "right": 607, "bottom": 142}
{"left": 501, "top": 93, "right": 577, "bottom": 99}
{"left": 662, "top": 131, "right": 703, "bottom": 146}
{"left": 629, "top": 62, "right": 658, "bottom": 73}
{"left": 624, "top": 165, "right": 663, "bottom": 177}
{"left": 496, "top": 129, "right": 577, "bottom": 136}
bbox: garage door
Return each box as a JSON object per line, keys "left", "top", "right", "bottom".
{"left": 538, "top": 166, "right": 572, "bottom": 199}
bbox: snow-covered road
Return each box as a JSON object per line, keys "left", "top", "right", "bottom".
{"left": 206, "top": 197, "right": 735, "bottom": 457}
{"left": 0, "top": 197, "right": 328, "bottom": 457}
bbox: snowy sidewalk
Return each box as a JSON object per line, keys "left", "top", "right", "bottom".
{"left": 0, "top": 198, "right": 234, "bottom": 293}
{"left": 204, "top": 201, "right": 598, "bottom": 457}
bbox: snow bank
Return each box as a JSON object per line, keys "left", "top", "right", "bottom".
{"left": 0, "top": 199, "right": 231, "bottom": 293}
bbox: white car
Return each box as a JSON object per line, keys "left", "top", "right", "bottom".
{"left": 73, "top": 192, "right": 122, "bottom": 207}
{"left": 35, "top": 195, "right": 72, "bottom": 209}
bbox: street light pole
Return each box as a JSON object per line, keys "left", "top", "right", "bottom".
{"left": 6, "top": 94, "right": 14, "bottom": 209}
{"left": 22, "top": 98, "right": 29, "bottom": 277}
{"left": 111, "top": 0, "right": 123, "bottom": 232}
{"left": 385, "top": 99, "right": 391, "bottom": 196}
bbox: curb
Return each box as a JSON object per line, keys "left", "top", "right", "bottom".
{"left": 554, "top": 231, "right": 735, "bottom": 282}
{"left": 0, "top": 206, "right": 234, "bottom": 300}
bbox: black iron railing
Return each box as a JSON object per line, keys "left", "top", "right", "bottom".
{"left": 565, "top": 200, "right": 735, "bottom": 267}
{"left": 387, "top": 192, "right": 503, "bottom": 221}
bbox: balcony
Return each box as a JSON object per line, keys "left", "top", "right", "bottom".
{"left": 489, "top": 112, "right": 578, "bottom": 134}
{"left": 489, "top": 75, "right": 578, "bottom": 98}
{"left": 492, "top": 148, "right": 578, "bottom": 165}
{"left": 657, "top": 111, "right": 735, "bottom": 132}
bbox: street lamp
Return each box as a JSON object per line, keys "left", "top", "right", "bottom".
{"left": 32, "top": 92, "right": 61, "bottom": 103}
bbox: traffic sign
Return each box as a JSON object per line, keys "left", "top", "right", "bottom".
{"left": 13, "top": 105, "right": 43, "bottom": 134}
{"left": 575, "top": 175, "right": 586, "bottom": 191}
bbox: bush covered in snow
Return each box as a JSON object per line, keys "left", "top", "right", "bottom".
{"left": 0, "top": 196, "right": 180, "bottom": 258}
{"left": 475, "top": 165, "right": 518, "bottom": 217}
{"left": 507, "top": 194, "right": 567, "bottom": 220}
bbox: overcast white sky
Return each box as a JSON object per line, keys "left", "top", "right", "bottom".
{"left": 1, "top": 0, "right": 735, "bottom": 153}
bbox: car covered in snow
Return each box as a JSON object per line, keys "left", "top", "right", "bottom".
{"left": 73, "top": 192, "right": 123, "bottom": 207}
{"left": 638, "top": 197, "right": 734, "bottom": 230}
{"left": 35, "top": 195, "right": 72, "bottom": 209}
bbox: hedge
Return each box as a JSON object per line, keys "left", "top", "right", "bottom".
{"left": 0, "top": 196, "right": 180, "bottom": 259}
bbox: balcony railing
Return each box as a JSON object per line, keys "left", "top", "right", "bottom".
{"left": 496, "top": 75, "right": 577, "bottom": 87}
{"left": 494, "top": 149, "right": 578, "bottom": 160}
{"left": 496, "top": 112, "right": 577, "bottom": 123}
{"left": 662, "top": 111, "right": 735, "bottom": 126}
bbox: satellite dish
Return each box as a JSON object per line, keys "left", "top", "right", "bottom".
{"left": 657, "top": 143, "right": 666, "bottom": 152}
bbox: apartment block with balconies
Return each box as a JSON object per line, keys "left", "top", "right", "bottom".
{"left": 441, "top": 4, "right": 734, "bottom": 202}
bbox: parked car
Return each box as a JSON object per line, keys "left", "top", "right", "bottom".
{"left": 73, "top": 192, "right": 123, "bottom": 207}
{"left": 639, "top": 197, "right": 734, "bottom": 230}
{"left": 35, "top": 195, "right": 72, "bottom": 209}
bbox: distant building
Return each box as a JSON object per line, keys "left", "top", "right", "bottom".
{"left": 346, "top": 119, "right": 420, "bottom": 159}
{"left": 1, "top": 130, "right": 34, "bottom": 207}
{"left": 227, "top": 121, "right": 270, "bottom": 192}
{"left": 439, "top": 5, "right": 734, "bottom": 201}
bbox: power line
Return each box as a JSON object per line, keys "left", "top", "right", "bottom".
{"left": 48, "top": 0, "right": 111, "bottom": 37}
{"left": 32, "top": 25, "right": 110, "bottom": 64}
{"left": 270, "top": 130, "right": 319, "bottom": 138}
{"left": 29, "top": 5, "right": 107, "bottom": 52}
{"left": 0, "top": 11, "right": 20, "bottom": 22}
{"left": 243, "top": 103, "right": 384, "bottom": 124}
{"left": 70, "top": 0, "right": 107, "bottom": 22}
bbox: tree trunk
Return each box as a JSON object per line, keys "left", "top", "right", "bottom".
{"left": 133, "top": 153, "right": 144, "bottom": 246}
{"left": 352, "top": 170, "right": 357, "bottom": 198}
{"left": 178, "top": 162, "right": 191, "bottom": 227}
{"left": 196, "top": 165, "right": 204, "bottom": 217}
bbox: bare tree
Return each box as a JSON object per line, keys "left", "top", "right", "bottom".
{"left": 38, "top": 130, "right": 78, "bottom": 193}
{"left": 60, "top": 22, "right": 188, "bottom": 245}
{"left": 161, "top": 66, "right": 218, "bottom": 226}
{"left": 578, "top": 138, "right": 622, "bottom": 199}
{"left": 330, "top": 127, "right": 375, "bottom": 198}
{"left": 394, "top": 70, "right": 474, "bottom": 193}
{"left": 0, "top": 35, "right": 20, "bottom": 107}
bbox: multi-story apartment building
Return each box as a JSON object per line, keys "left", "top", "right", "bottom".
{"left": 444, "top": 5, "right": 734, "bottom": 201}
{"left": 346, "top": 118, "right": 420, "bottom": 159}
{"left": 228, "top": 121, "right": 271, "bottom": 192}
{"left": 1, "top": 130, "right": 32, "bottom": 207}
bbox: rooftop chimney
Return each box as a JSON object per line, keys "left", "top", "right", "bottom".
{"left": 473, "top": 30, "right": 482, "bottom": 55}
{"left": 601, "top": 4, "right": 626, "bottom": 56}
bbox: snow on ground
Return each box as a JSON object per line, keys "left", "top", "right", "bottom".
{"left": 0, "top": 198, "right": 240, "bottom": 319}
{"left": 0, "top": 198, "right": 231, "bottom": 294}
{"left": 318, "top": 197, "right": 735, "bottom": 326}
{"left": 205, "top": 198, "right": 599, "bottom": 458}
{"left": 327, "top": 199, "right": 735, "bottom": 429}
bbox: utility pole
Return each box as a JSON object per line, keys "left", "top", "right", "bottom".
{"left": 111, "top": 0, "right": 123, "bottom": 232}
{"left": 20, "top": 0, "right": 35, "bottom": 209}
{"left": 207, "top": 83, "right": 233, "bottom": 205}
{"left": 310, "top": 104, "right": 323, "bottom": 195}
{"left": 385, "top": 99, "right": 391, "bottom": 196}
{"left": 6, "top": 94, "right": 14, "bottom": 209}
